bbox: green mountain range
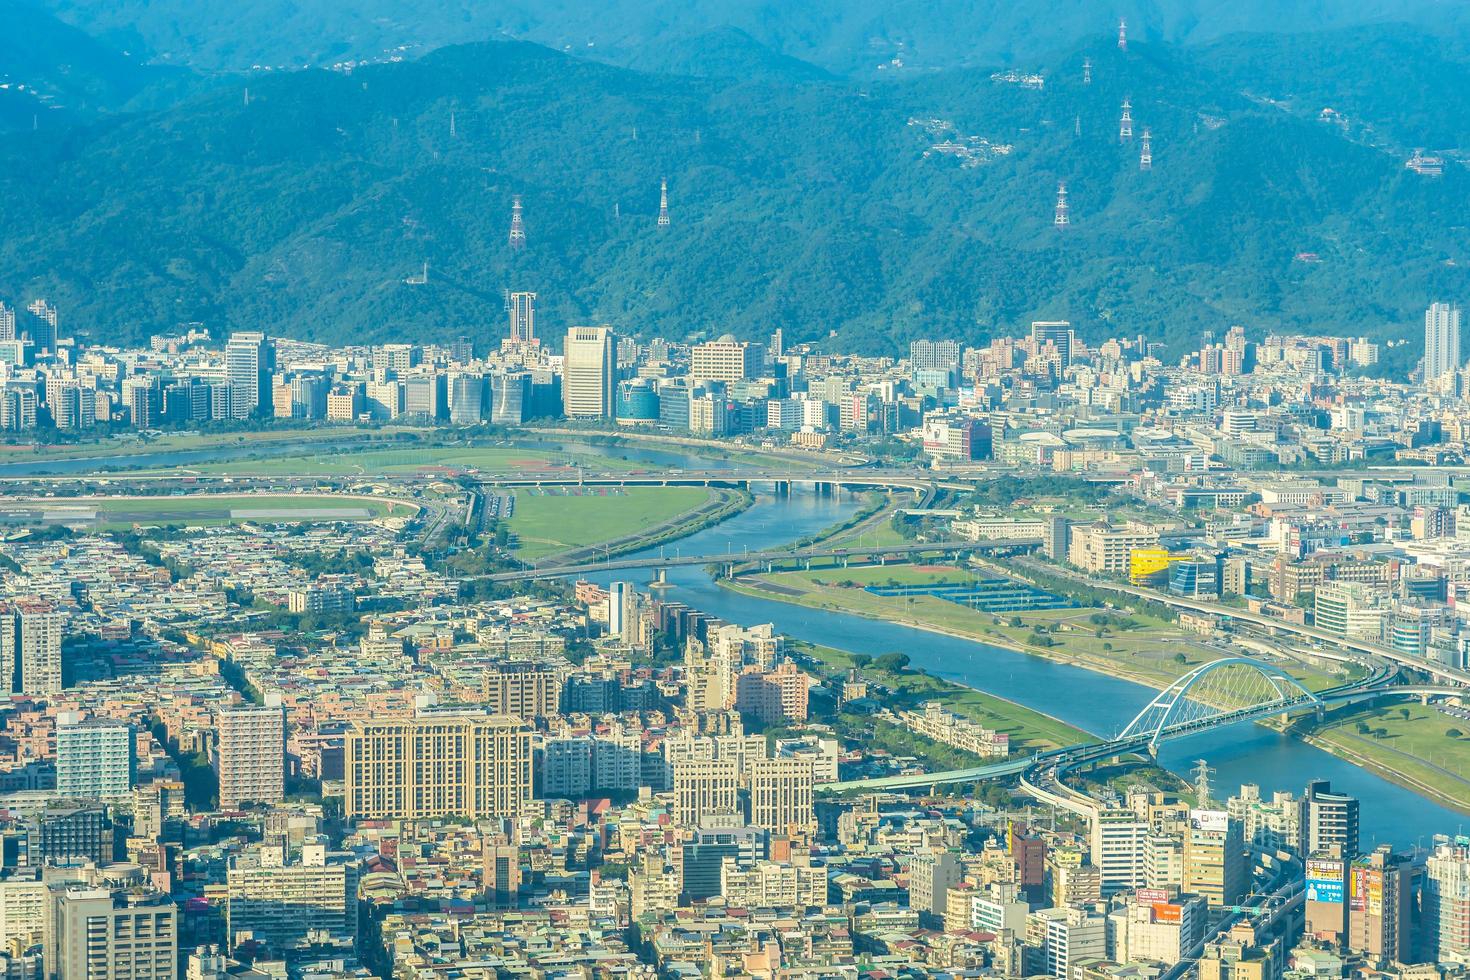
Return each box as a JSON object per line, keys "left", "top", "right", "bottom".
{"left": 0, "top": 25, "right": 1465, "bottom": 358}
{"left": 30, "top": 0, "right": 1470, "bottom": 75}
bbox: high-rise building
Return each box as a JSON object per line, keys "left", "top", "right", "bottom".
{"left": 214, "top": 703, "right": 285, "bottom": 810}
{"left": 225, "top": 332, "right": 274, "bottom": 418}
{"left": 27, "top": 803, "right": 116, "bottom": 865}
{"left": 1183, "top": 809, "right": 1246, "bottom": 908}
{"left": 51, "top": 887, "right": 177, "bottom": 980}
{"left": 691, "top": 338, "right": 764, "bottom": 383}
{"left": 910, "top": 339, "right": 962, "bottom": 372}
{"left": 483, "top": 840, "right": 522, "bottom": 908}
{"left": 909, "top": 850, "right": 962, "bottom": 917}
{"left": 1348, "top": 847, "right": 1412, "bottom": 966}
{"left": 1042, "top": 515, "right": 1072, "bottom": 560}
{"left": 122, "top": 376, "right": 160, "bottom": 430}
{"left": 1032, "top": 320, "right": 1074, "bottom": 368}
{"left": 1305, "top": 851, "right": 1349, "bottom": 945}
{"left": 673, "top": 760, "right": 739, "bottom": 827}
{"left": 1424, "top": 841, "right": 1470, "bottom": 964}
{"left": 343, "top": 713, "right": 532, "bottom": 820}
{"left": 55, "top": 715, "right": 136, "bottom": 802}
{"left": 1425, "top": 302, "right": 1462, "bottom": 382}
{"left": 490, "top": 372, "right": 529, "bottom": 425}
{"left": 507, "top": 291, "right": 536, "bottom": 345}
{"left": 0, "top": 872, "right": 47, "bottom": 955}
{"left": 1092, "top": 809, "right": 1149, "bottom": 895}
{"left": 1305, "top": 780, "right": 1360, "bottom": 858}
{"left": 1110, "top": 893, "right": 1207, "bottom": 965}
{"left": 562, "top": 326, "right": 616, "bottom": 419}
{"left": 449, "top": 373, "right": 486, "bottom": 425}
{"left": 748, "top": 758, "right": 814, "bottom": 838}
{"left": 24, "top": 300, "right": 57, "bottom": 354}
{"left": 403, "top": 374, "right": 446, "bottom": 420}
{"left": 607, "top": 581, "right": 631, "bottom": 639}
{"left": 226, "top": 841, "right": 358, "bottom": 953}
{"left": 12, "top": 606, "right": 64, "bottom": 695}
{"left": 480, "top": 662, "right": 560, "bottom": 721}
{"left": 1034, "top": 906, "right": 1107, "bottom": 979}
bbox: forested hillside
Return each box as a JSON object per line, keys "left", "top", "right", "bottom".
{"left": 0, "top": 33, "right": 1464, "bottom": 354}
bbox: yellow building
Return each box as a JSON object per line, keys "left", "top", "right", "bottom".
{"left": 1129, "top": 547, "right": 1183, "bottom": 586}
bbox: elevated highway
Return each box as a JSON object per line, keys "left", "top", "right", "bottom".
{"left": 819, "top": 656, "right": 1422, "bottom": 795}
{"left": 474, "top": 537, "right": 1041, "bottom": 583}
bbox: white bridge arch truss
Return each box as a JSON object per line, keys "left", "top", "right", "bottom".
{"left": 1118, "top": 656, "right": 1322, "bottom": 750}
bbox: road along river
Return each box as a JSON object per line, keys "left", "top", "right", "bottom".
{"left": 579, "top": 489, "right": 1464, "bottom": 849}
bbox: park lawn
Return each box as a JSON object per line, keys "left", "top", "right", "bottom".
{"left": 1308, "top": 701, "right": 1470, "bottom": 813}
{"left": 507, "top": 487, "right": 712, "bottom": 560}
{"left": 734, "top": 567, "right": 1347, "bottom": 693}
{"left": 831, "top": 515, "right": 914, "bottom": 549}
{"left": 794, "top": 640, "right": 1089, "bottom": 754}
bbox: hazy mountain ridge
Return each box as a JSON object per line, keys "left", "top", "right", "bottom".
{"left": 0, "top": 34, "right": 1465, "bottom": 357}
{"left": 29, "top": 0, "right": 1470, "bottom": 74}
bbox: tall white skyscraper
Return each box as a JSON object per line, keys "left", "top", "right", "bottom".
{"left": 562, "top": 325, "right": 616, "bottom": 419}
{"left": 225, "top": 331, "right": 274, "bottom": 418}
{"left": 1424, "top": 302, "right": 1462, "bottom": 382}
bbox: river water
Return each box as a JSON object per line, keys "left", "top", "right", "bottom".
{"left": 584, "top": 490, "right": 1466, "bottom": 849}
{"left": 7, "top": 439, "right": 1461, "bottom": 845}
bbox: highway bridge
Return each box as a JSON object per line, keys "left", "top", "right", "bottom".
{"left": 474, "top": 537, "right": 1041, "bottom": 583}
{"left": 819, "top": 656, "right": 1425, "bottom": 795}
{"left": 472, "top": 469, "right": 939, "bottom": 490}
{"left": 1004, "top": 555, "right": 1470, "bottom": 687}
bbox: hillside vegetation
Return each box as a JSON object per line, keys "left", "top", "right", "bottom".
{"left": 0, "top": 33, "right": 1465, "bottom": 356}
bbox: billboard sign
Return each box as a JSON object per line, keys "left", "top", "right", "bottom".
{"left": 1190, "top": 809, "right": 1229, "bottom": 833}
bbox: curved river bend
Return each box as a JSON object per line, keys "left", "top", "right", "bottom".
{"left": 582, "top": 491, "right": 1464, "bottom": 849}
{"left": 5, "top": 441, "right": 1459, "bottom": 846}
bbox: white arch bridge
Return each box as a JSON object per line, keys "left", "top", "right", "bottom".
{"left": 820, "top": 656, "right": 1335, "bottom": 792}
{"left": 1116, "top": 656, "right": 1324, "bottom": 753}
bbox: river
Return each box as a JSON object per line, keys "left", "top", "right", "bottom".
{"left": 8, "top": 438, "right": 1461, "bottom": 845}
{"left": 582, "top": 489, "right": 1466, "bottom": 849}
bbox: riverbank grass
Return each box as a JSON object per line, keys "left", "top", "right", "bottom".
{"left": 730, "top": 563, "right": 1346, "bottom": 693}
{"left": 1305, "top": 701, "right": 1470, "bottom": 813}
{"left": 792, "top": 639, "right": 1089, "bottom": 756}
{"left": 507, "top": 487, "right": 714, "bottom": 560}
